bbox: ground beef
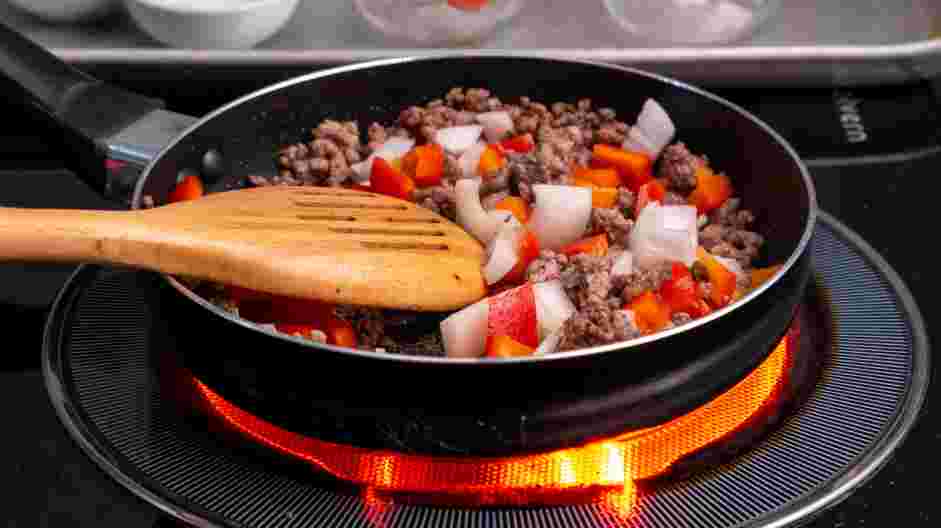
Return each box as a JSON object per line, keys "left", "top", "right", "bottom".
{"left": 590, "top": 208, "right": 634, "bottom": 247}
{"left": 613, "top": 262, "right": 673, "bottom": 303}
{"left": 443, "top": 153, "right": 463, "bottom": 183}
{"left": 398, "top": 103, "right": 468, "bottom": 143}
{"left": 247, "top": 173, "right": 299, "bottom": 187}
{"left": 413, "top": 183, "right": 457, "bottom": 220}
{"left": 662, "top": 190, "right": 687, "bottom": 206}
{"left": 536, "top": 125, "right": 585, "bottom": 185}
{"left": 658, "top": 143, "right": 701, "bottom": 194}
{"left": 506, "top": 152, "right": 548, "bottom": 203}
{"left": 710, "top": 197, "right": 756, "bottom": 230}
{"left": 445, "top": 87, "right": 502, "bottom": 113}
{"left": 276, "top": 120, "right": 363, "bottom": 186}
{"left": 671, "top": 312, "right": 693, "bottom": 326}
{"left": 480, "top": 167, "right": 510, "bottom": 195}
{"left": 557, "top": 307, "right": 640, "bottom": 352}
{"left": 510, "top": 96, "right": 553, "bottom": 135}
{"left": 526, "top": 250, "right": 570, "bottom": 283}
{"left": 334, "top": 306, "right": 385, "bottom": 350}
{"left": 559, "top": 253, "right": 613, "bottom": 312}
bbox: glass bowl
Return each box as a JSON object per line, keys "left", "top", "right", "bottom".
{"left": 603, "top": 0, "right": 779, "bottom": 45}
{"left": 353, "top": 0, "right": 526, "bottom": 47}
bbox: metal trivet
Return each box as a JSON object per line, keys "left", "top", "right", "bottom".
{"left": 43, "top": 212, "right": 929, "bottom": 528}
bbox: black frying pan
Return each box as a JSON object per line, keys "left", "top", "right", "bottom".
{"left": 1, "top": 22, "right": 816, "bottom": 455}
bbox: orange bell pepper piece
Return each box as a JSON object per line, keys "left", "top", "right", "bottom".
{"left": 591, "top": 144, "right": 653, "bottom": 191}
{"left": 500, "top": 134, "right": 535, "bottom": 153}
{"left": 168, "top": 174, "right": 204, "bottom": 203}
{"left": 635, "top": 180, "right": 666, "bottom": 216}
{"left": 696, "top": 246, "right": 737, "bottom": 308}
{"left": 485, "top": 334, "right": 536, "bottom": 358}
{"left": 493, "top": 195, "right": 531, "bottom": 223}
{"left": 626, "top": 291, "right": 672, "bottom": 334}
{"left": 560, "top": 233, "right": 609, "bottom": 257}
{"left": 478, "top": 144, "right": 506, "bottom": 176}
{"left": 326, "top": 315, "right": 358, "bottom": 348}
{"left": 571, "top": 174, "right": 620, "bottom": 209}
{"left": 750, "top": 264, "right": 783, "bottom": 289}
{"left": 574, "top": 166, "right": 621, "bottom": 188}
{"left": 688, "top": 165, "right": 733, "bottom": 214}
{"left": 371, "top": 157, "right": 415, "bottom": 201}
{"left": 401, "top": 143, "right": 444, "bottom": 187}
{"left": 659, "top": 262, "right": 711, "bottom": 318}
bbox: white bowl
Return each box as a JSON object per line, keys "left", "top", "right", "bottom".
{"left": 125, "top": 0, "right": 300, "bottom": 49}
{"left": 8, "top": 0, "right": 119, "bottom": 23}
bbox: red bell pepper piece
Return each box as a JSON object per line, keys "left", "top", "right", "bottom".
{"left": 448, "top": 0, "right": 489, "bottom": 11}
{"left": 499, "top": 134, "right": 535, "bottom": 153}
{"left": 371, "top": 157, "right": 415, "bottom": 201}
{"left": 560, "top": 233, "right": 609, "bottom": 257}
{"left": 635, "top": 180, "right": 667, "bottom": 217}
{"left": 402, "top": 143, "right": 444, "bottom": 187}
{"left": 591, "top": 144, "right": 653, "bottom": 191}
{"left": 236, "top": 292, "right": 333, "bottom": 326}
{"left": 274, "top": 324, "right": 326, "bottom": 342}
{"left": 325, "top": 315, "right": 358, "bottom": 348}
{"left": 487, "top": 282, "right": 539, "bottom": 348}
{"left": 688, "top": 165, "right": 733, "bottom": 214}
{"left": 485, "top": 334, "right": 536, "bottom": 358}
{"left": 168, "top": 174, "right": 204, "bottom": 203}
{"left": 626, "top": 290, "right": 672, "bottom": 334}
{"left": 659, "top": 262, "right": 711, "bottom": 318}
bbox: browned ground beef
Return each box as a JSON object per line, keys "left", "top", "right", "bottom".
{"left": 227, "top": 88, "right": 768, "bottom": 354}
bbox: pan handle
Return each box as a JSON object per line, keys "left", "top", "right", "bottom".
{"left": 0, "top": 20, "right": 187, "bottom": 202}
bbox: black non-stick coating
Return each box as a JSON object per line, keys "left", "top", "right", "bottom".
{"left": 123, "top": 56, "right": 815, "bottom": 455}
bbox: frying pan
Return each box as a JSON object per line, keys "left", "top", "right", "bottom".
{"left": 1, "top": 22, "right": 816, "bottom": 456}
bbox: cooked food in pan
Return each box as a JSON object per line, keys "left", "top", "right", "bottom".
{"left": 168, "top": 88, "right": 779, "bottom": 358}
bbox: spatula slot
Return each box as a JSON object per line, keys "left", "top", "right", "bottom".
{"left": 360, "top": 241, "right": 450, "bottom": 251}
{"left": 292, "top": 201, "right": 409, "bottom": 211}
{"left": 296, "top": 215, "right": 358, "bottom": 222}
{"left": 330, "top": 227, "right": 446, "bottom": 237}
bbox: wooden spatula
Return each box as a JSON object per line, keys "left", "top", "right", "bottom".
{"left": 0, "top": 186, "right": 488, "bottom": 311}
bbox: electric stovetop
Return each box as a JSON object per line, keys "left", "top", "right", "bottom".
{"left": 3, "top": 68, "right": 938, "bottom": 528}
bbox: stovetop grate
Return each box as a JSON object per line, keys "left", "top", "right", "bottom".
{"left": 43, "top": 213, "right": 928, "bottom": 528}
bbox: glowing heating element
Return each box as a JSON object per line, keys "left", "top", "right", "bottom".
{"left": 195, "top": 335, "right": 791, "bottom": 509}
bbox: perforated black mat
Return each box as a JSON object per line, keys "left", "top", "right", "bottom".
{"left": 43, "top": 213, "right": 928, "bottom": 528}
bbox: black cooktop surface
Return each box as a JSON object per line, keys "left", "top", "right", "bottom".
{"left": 3, "top": 67, "right": 938, "bottom": 528}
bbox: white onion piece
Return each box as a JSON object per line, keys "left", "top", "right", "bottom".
{"left": 629, "top": 203, "right": 698, "bottom": 268}
{"left": 458, "top": 142, "right": 487, "bottom": 179}
{"left": 533, "top": 279, "right": 577, "bottom": 339}
{"left": 635, "top": 98, "right": 676, "bottom": 156}
{"left": 440, "top": 299, "right": 490, "bottom": 358}
{"left": 455, "top": 178, "right": 514, "bottom": 244}
{"left": 483, "top": 217, "right": 523, "bottom": 285}
{"left": 350, "top": 137, "right": 416, "bottom": 182}
{"left": 534, "top": 329, "right": 563, "bottom": 356}
{"left": 714, "top": 255, "right": 750, "bottom": 289}
{"left": 527, "top": 184, "right": 593, "bottom": 250}
{"left": 476, "top": 111, "right": 515, "bottom": 143}
{"left": 621, "top": 126, "right": 658, "bottom": 159}
{"left": 610, "top": 250, "right": 634, "bottom": 277}
{"left": 435, "top": 125, "right": 483, "bottom": 155}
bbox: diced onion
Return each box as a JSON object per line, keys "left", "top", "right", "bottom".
{"left": 527, "top": 184, "right": 593, "bottom": 250}
{"left": 534, "top": 329, "right": 563, "bottom": 356}
{"left": 440, "top": 299, "right": 489, "bottom": 358}
{"left": 455, "top": 178, "right": 514, "bottom": 244}
{"left": 476, "top": 111, "right": 515, "bottom": 143}
{"left": 483, "top": 217, "right": 524, "bottom": 285}
{"left": 350, "top": 137, "right": 416, "bottom": 182}
{"left": 635, "top": 98, "right": 676, "bottom": 156}
{"left": 458, "top": 142, "right": 487, "bottom": 179}
{"left": 621, "top": 126, "right": 658, "bottom": 159}
{"left": 435, "top": 125, "right": 483, "bottom": 155}
{"left": 533, "top": 279, "right": 577, "bottom": 339}
{"left": 629, "top": 203, "right": 698, "bottom": 268}
{"left": 611, "top": 250, "right": 634, "bottom": 277}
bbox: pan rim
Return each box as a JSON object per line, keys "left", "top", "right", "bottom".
{"left": 130, "top": 53, "right": 818, "bottom": 365}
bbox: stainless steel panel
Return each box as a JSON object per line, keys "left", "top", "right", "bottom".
{"left": 3, "top": 0, "right": 940, "bottom": 86}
